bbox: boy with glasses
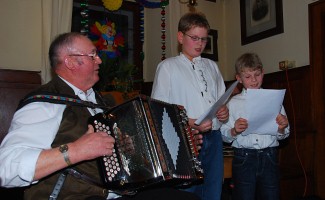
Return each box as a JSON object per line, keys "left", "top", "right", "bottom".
{"left": 151, "top": 12, "right": 229, "bottom": 200}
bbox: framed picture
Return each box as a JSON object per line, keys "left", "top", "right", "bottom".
{"left": 72, "top": 0, "right": 142, "bottom": 68}
{"left": 202, "top": 29, "right": 218, "bottom": 61}
{"left": 71, "top": 0, "right": 143, "bottom": 91}
{"left": 240, "top": 0, "right": 284, "bottom": 45}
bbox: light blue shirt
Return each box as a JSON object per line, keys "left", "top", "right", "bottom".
{"left": 220, "top": 89, "right": 290, "bottom": 149}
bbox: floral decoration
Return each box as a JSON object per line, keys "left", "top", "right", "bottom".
{"left": 102, "top": 0, "right": 123, "bottom": 11}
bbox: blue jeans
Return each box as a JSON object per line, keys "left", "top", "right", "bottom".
{"left": 184, "top": 130, "right": 224, "bottom": 200}
{"left": 232, "top": 147, "right": 280, "bottom": 200}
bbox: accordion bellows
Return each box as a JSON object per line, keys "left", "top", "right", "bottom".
{"left": 88, "top": 95, "right": 203, "bottom": 195}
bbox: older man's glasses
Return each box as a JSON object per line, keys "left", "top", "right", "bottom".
{"left": 183, "top": 32, "right": 209, "bottom": 43}
{"left": 69, "top": 51, "right": 99, "bottom": 60}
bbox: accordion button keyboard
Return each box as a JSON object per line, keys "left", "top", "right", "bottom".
{"left": 93, "top": 120, "right": 121, "bottom": 182}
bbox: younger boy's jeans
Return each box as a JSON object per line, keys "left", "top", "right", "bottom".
{"left": 232, "top": 147, "right": 280, "bottom": 200}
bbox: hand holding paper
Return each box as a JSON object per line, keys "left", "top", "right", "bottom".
{"left": 195, "top": 81, "right": 238, "bottom": 125}
{"left": 241, "top": 89, "right": 286, "bottom": 136}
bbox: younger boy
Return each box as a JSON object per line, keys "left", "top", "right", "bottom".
{"left": 220, "top": 52, "right": 290, "bottom": 200}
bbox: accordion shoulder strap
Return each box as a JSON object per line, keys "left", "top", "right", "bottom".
{"left": 17, "top": 91, "right": 110, "bottom": 111}
{"left": 49, "top": 168, "right": 104, "bottom": 200}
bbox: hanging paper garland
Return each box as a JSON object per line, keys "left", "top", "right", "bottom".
{"left": 80, "top": 0, "right": 89, "bottom": 35}
{"left": 135, "top": 0, "right": 169, "bottom": 8}
{"left": 161, "top": 3, "right": 166, "bottom": 60}
{"left": 135, "top": 0, "right": 169, "bottom": 60}
{"left": 139, "top": 5, "right": 145, "bottom": 61}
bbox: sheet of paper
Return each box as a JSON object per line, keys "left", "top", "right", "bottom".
{"left": 194, "top": 81, "right": 238, "bottom": 125}
{"left": 241, "top": 89, "right": 286, "bottom": 136}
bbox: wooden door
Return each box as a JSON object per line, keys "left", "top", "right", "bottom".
{"left": 309, "top": 1, "right": 325, "bottom": 198}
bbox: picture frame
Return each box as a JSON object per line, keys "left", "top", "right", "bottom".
{"left": 240, "top": 0, "right": 284, "bottom": 45}
{"left": 72, "top": 1, "right": 142, "bottom": 69}
{"left": 201, "top": 29, "right": 218, "bottom": 61}
{"left": 205, "top": 0, "right": 216, "bottom": 2}
{"left": 71, "top": 0, "right": 143, "bottom": 91}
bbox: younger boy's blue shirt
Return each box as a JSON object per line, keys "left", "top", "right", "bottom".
{"left": 220, "top": 89, "right": 290, "bottom": 149}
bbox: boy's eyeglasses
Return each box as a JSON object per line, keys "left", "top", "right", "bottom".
{"left": 183, "top": 32, "right": 209, "bottom": 43}
{"left": 69, "top": 51, "right": 99, "bottom": 60}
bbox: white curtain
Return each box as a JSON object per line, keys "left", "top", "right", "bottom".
{"left": 41, "top": 0, "right": 73, "bottom": 83}
{"left": 166, "top": 1, "right": 195, "bottom": 56}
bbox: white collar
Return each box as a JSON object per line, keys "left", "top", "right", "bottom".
{"left": 58, "top": 76, "right": 94, "bottom": 98}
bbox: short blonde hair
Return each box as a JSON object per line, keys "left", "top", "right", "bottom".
{"left": 235, "top": 52, "right": 263, "bottom": 74}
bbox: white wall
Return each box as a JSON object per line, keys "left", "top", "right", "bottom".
{"left": 221, "top": 0, "right": 316, "bottom": 80}
{"left": 143, "top": 0, "right": 316, "bottom": 81}
{"left": 142, "top": 0, "right": 224, "bottom": 82}
{"left": 143, "top": 7, "right": 170, "bottom": 83}
{"left": 0, "top": 0, "right": 42, "bottom": 71}
{"left": 0, "top": 0, "right": 319, "bottom": 81}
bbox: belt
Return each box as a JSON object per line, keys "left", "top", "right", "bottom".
{"left": 233, "top": 147, "right": 277, "bottom": 155}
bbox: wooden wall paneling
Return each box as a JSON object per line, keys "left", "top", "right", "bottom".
{"left": 141, "top": 82, "right": 153, "bottom": 96}
{"left": 261, "top": 66, "right": 315, "bottom": 199}
{"left": 0, "top": 69, "right": 41, "bottom": 144}
{"left": 0, "top": 69, "right": 41, "bottom": 199}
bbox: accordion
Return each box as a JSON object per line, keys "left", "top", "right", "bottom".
{"left": 88, "top": 95, "right": 203, "bottom": 195}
